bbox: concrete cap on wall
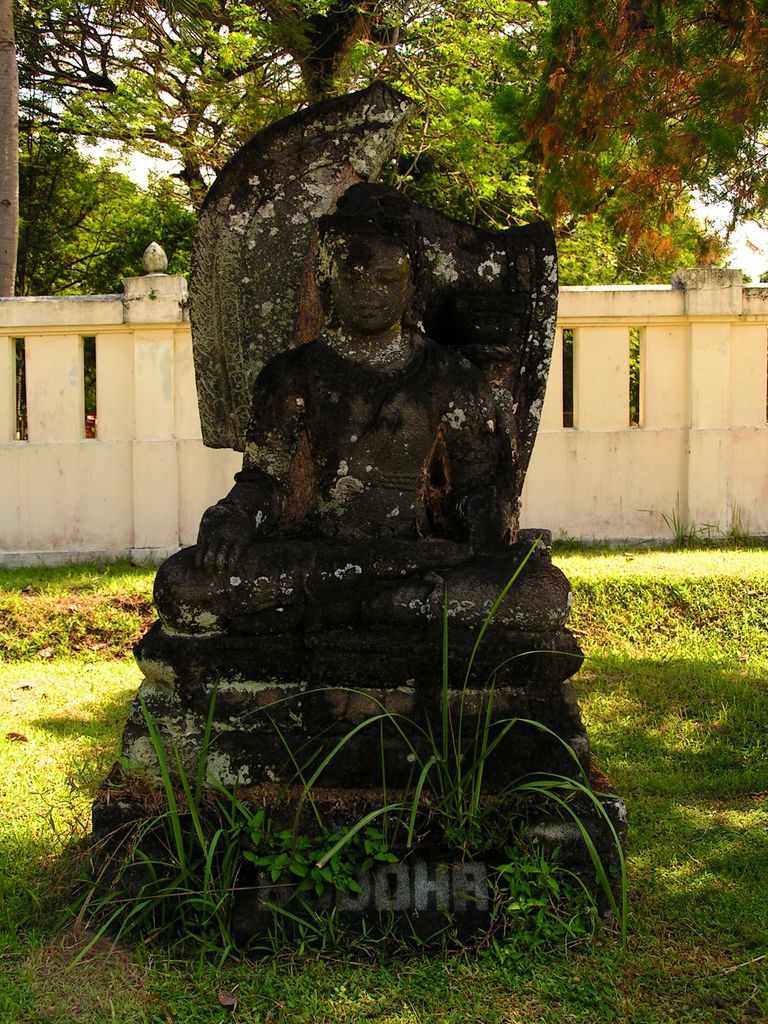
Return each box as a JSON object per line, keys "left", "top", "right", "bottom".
{"left": 671, "top": 267, "right": 743, "bottom": 316}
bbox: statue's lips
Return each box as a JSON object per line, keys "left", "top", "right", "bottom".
{"left": 345, "top": 306, "right": 403, "bottom": 333}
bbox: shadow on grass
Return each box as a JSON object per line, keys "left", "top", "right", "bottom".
{"left": 1, "top": 827, "right": 91, "bottom": 939}
{"left": 577, "top": 653, "right": 767, "bottom": 789}
{"left": 575, "top": 652, "right": 768, "bottom": 950}
{"left": 2, "top": 679, "right": 134, "bottom": 941}
{"left": 27, "top": 680, "right": 135, "bottom": 739}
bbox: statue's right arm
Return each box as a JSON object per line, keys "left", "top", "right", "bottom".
{"left": 195, "top": 357, "right": 305, "bottom": 572}
{"left": 194, "top": 469, "right": 284, "bottom": 572}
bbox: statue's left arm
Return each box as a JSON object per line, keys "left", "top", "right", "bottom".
{"left": 443, "top": 393, "right": 518, "bottom": 554}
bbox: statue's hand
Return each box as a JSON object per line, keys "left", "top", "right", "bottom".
{"left": 195, "top": 503, "right": 254, "bottom": 573}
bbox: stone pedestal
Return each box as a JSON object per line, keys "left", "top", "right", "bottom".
{"left": 116, "top": 538, "right": 588, "bottom": 789}
{"left": 92, "top": 780, "right": 626, "bottom": 942}
{"left": 92, "top": 536, "right": 627, "bottom": 942}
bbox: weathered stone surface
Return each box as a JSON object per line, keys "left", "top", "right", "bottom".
{"left": 136, "top": 169, "right": 584, "bottom": 799}
{"left": 120, "top": 664, "right": 589, "bottom": 789}
{"left": 232, "top": 858, "right": 493, "bottom": 941}
{"left": 137, "top": 617, "right": 582, "bottom": 695}
{"left": 91, "top": 780, "right": 626, "bottom": 942}
{"left": 191, "top": 82, "right": 415, "bottom": 451}
{"left": 191, "top": 82, "right": 557, "bottom": 478}
{"left": 154, "top": 169, "right": 573, "bottom": 704}
{"left": 175, "top": 154, "right": 562, "bottom": 658}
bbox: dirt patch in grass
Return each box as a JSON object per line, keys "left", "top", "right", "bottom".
{"left": 0, "top": 591, "right": 155, "bottom": 661}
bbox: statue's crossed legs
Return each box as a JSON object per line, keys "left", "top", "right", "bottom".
{"left": 153, "top": 538, "right": 571, "bottom": 638}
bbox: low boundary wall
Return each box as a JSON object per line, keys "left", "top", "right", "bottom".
{"left": 1, "top": 268, "right": 766, "bottom": 564}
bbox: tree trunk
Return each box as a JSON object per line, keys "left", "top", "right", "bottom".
{"left": 0, "top": 0, "right": 19, "bottom": 296}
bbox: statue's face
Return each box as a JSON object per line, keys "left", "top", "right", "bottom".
{"left": 327, "top": 234, "right": 412, "bottom": 337}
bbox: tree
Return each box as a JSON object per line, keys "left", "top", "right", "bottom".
{"left": 16, "top": 2, "right": 558, "bottom": 213}
{"left": 16, "top": 131, "right": 195, "bottom": 294}
{"left": 16, "top": 0, "right": 308, "bottom": 206}
{"left": 497, "top": 0, "right": 768, "bottom": 238}
{"left": 14, "top": 0, "right": 728, "bottom": 282}
{"left": 385, "top": 3, "right": 723, "bottom": 280}
{"left": 15, "top": 0, "right": 417, "bottom": 205}
{"left": 0, "top": 0, "right": 19, "bottom": 294}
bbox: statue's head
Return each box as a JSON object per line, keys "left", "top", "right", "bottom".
{"left": 317, "top": 184, "right": 421, "bottom": 337}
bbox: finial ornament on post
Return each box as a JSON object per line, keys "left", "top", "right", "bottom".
{"left": 142, "top": 242, "right": 168, "bottom": 275}
{"left": 122, "top": 241, "right": 186, "bottom": 323}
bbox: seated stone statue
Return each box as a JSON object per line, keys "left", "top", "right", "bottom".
{"left": 154, "top": 185, "right": 570, "bottom": 642}
{"left": 101, "top": 96, "right": 616, "bottom": 889}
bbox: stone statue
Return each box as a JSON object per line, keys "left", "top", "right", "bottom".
{"left": 129, "top": 83, "right": 585, "bottom": 765}
{"left": 155, "top": 184, "right": 571, "bottom": 648}
{"left": 94, "top": 86, "right": 626, "bottom": 937}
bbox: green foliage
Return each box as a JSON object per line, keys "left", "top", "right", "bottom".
{"left": 396, "top": 542, "right": 594, "bottom": 865}
{"left": 15, "top": 0, "right": 723, "bottom": 282}
{"left": 497, "top": 0, "right": 768, "bottom": 242}
{"left": 17, "top": 130, "right": 195, "bottom": 294}
{"left": 82, "top": 693, "right": 614, "bottom": 957}
{"left": 387, "top": 4, "right": 719, "bottom": 281}
{"left": 386, "top": 6, "right": 538, "bottom": 230}
{"left": 16, "top": 0, "right": 309, "bottom": 204}
{"left": 77, "top": 693, "right": 244, "bottom": 959}
{"left": 244, "top": 812, "right": 397, "bottom": 899}
{"left": 554, "top": 203, "right": 722, "bottom": 284}
{"left": 629, "top": 326, "right": 640, "bottom": 426}
{"left": 491, "top": 846, "right": 597, "bottom": 959}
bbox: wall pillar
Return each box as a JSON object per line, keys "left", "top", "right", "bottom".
{"left": 673, "top": 269, "right": 741, "bottom": 532}
{"left": 124, "top": 246, "right": 188, "bottom": 562}
{"left": 0, "top": 335, "right": 14, "bottom": 441}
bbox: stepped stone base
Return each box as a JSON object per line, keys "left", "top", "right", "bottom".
{"left": 91, "top": 779, "right": 626, "bottom": 942}
{"left": 92, "top": 536, "right": 627, "bottom": 942}
{"left": 126, "top": 618, "right": 588, "bottom": 789}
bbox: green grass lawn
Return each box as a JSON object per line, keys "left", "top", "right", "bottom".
{"left": 1, "top": 550, "right": 767, "bottom": 1023}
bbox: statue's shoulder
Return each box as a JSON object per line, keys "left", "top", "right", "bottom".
{"left": 254, "top": 339, "right": 324, "bottom": 387}
{"left": 420, "top": 335, "right": 495, "bottom": 394}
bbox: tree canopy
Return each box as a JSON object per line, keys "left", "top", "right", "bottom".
{"left": 497, "top": 0, "right": 768, "bottom": 235}
{"left": 17, "top": 130, "right": 194, "bottom": 294}
{"left": 15, "top": 0, "right": 765, "bottom": 290}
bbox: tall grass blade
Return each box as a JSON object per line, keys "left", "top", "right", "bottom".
{"left": 315, "top": 803, "right": 406, "bottom": 869}
{"left": 516, "top": 775, "right": 627, "bottom": 945}
{"left": 139, "top": 696, "right": 186, "bottom": 871}
{"left": 405, "top": 755, "right": 438, "bottom": 847}
{"left": 462, "top": 535, "right": 541, "bottom": 690}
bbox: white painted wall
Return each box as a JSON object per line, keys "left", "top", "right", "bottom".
{"left": 1, "top": 268, "right": 766, "bottom": 564}
{"left": 523, "top": 270, "right": 768, "bottom": 542}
